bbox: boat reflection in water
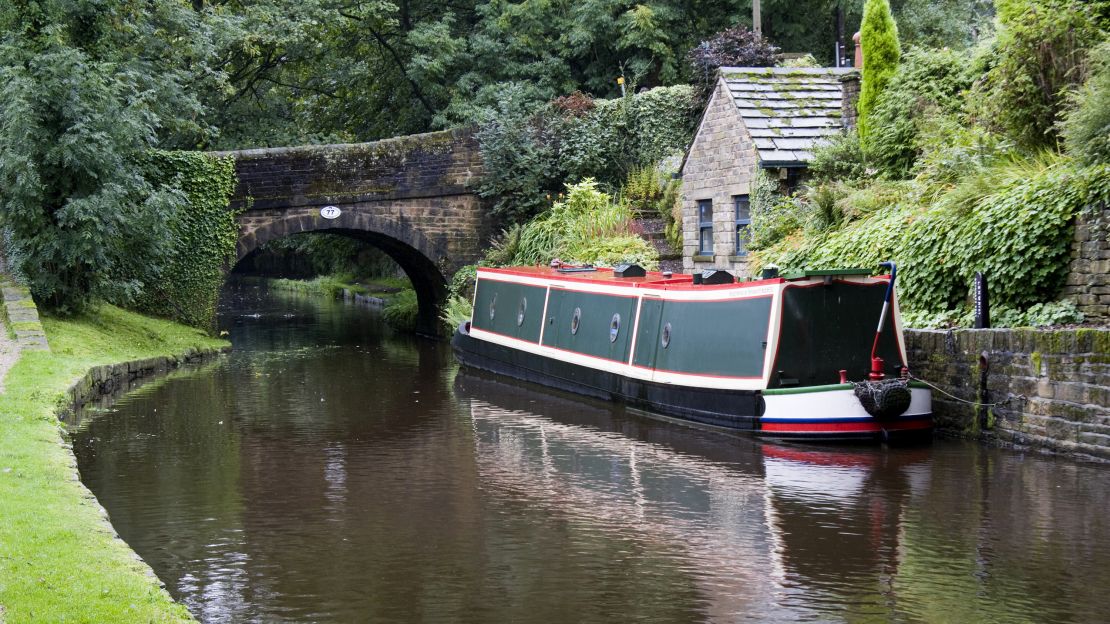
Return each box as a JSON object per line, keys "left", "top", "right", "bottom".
{"left": 454, "top": 370, "right": 932, "bottom": 622}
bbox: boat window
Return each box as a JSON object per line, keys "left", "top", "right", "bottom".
{"left": 661, "top": 323, "right": 671, "bottom": 348}
{"left": 489, "top": 292, "right": 497, "bottom": 320}
{"left": 571, "top": 307, "right": 581, "bottom": 334}
{"left": 517, "top": 297, "right": 527, "bottom": 326}
{"left": 609, "top": 313, "right": 620, "bottom": 343}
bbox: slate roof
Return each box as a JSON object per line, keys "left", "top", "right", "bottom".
{"left": 720, "top": 66, "right": 855, "bottom": 165}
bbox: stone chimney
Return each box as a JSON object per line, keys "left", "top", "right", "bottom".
{"left": 840, "top": 71, "right": 861, "bottom": 129}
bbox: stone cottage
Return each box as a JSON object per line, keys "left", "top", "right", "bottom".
{"left": 680, "top": 67, "right": 860, "bottom": 276}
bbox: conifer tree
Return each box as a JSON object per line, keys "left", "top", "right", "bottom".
{"left": 857, "top": 0, "right": 901, "bottom": 144}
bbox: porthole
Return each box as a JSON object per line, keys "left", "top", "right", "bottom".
{"left": 489, "top": 292, "right": 497, "bottom": 320}
{"left": 609, "top": 313, "right": 621, "bottom": 343}
{"left": 517, "top": 297, "right": 527, "bottom": 326}
{"left": 571, "top": 307, "right": 582, "bottom": 334}
{"left": 661, "top": 322, "right": 672, "bottom": 348}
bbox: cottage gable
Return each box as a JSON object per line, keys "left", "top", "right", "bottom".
{"left": 680, "top": 78, "right": 759, "bottom": 270}
{"left": 680, "top": 66, "right": 857, "bottom": 277}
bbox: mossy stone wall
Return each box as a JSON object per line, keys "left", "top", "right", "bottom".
{"left": 1062, "top": 205, "right": 1110, "bottom": 321}
{"left": 906, "top": 328, "right": 1110, "bottom": 460}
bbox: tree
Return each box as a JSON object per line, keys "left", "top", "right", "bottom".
{"left": 0, "top": 0, "right": 204, "bottom": 312}
{"left": 857, "top": 0, "right": 901, "bottom": 144}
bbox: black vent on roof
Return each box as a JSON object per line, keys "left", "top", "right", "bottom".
{"left": 613, "top": 263, "right": 646, "bottom": 278}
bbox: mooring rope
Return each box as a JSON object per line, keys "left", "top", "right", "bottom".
{"left": 907, "top": 374, "right": 1012, "bottom": 408}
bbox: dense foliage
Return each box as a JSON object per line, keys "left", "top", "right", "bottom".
{"left": 0, "top": 5, "right": 183, "bottom": 312}
{"left": 1062, "top": 41, "right": 1110, "bottom": 165}
{"left": 858, "top": 0, "right": 902, "bottom": 143}
{"left": 477, "top": 85, "right": 698, "bottom": 224}
{"left": 866, "top": 47, "right": 974, "bottom": 177}
{"left": 970, "top": 0, "right": 1106, "bottom": 150}
{"left": 491, "top": 179, "right": 658, "bottom": 269}
{"left": 132, "top": 152, "right": 238, "bottom": 328}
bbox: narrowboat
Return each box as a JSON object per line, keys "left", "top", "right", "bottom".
{"left": 451, "top": 262, "right": 932, "bottom": 441}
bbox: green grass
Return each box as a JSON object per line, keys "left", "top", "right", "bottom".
{"left": 0, "top": 304, "right": 228, "bottom": 623}
{"left": 269, "top": 274, "right": 410, "bottom": 298}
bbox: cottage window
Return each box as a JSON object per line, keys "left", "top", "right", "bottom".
{"left": 697, "top": 200, "right": 713, "bottom": 255}
{"left": 734, "top": 195, "right": 751, "bottom": 256}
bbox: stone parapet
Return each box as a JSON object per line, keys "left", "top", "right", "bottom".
{"left": 906, "top": 328, "right": 1110, "bottom": 460}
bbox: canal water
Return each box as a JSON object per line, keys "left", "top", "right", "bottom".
{"left": 70, "top": 282, "right": 1110, "bottom": 623}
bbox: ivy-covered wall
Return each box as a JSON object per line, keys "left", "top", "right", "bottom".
{"left": 133, "top": 152, "right": 238, "bottom": 329}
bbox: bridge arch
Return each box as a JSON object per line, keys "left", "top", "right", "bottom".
{"left": 235, "top": 211, "right": 448, "bottom": 336}
{"left": 215, "top": 128, "right": 492, "bottom": 336}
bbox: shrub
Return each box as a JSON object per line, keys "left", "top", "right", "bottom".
{"left": 495, "top": 179, "right": 658, "bottom": 269}
{"left": 809, "top": 130, "right": 869, "bottom": 184}
{"left": 866, "top": 46, "right": 975, "bottom": 177}
{"left": 1062, "top": 41, "right": 1110, "bottom": 165}
{"left": 858, "top": 0, "right": 902, "bottom": 144}
{"left": 687, "top": 27, "right": 779, "bottom": 88}
{"left": 477, "top": 85, "right": 699, "bottom": 225}
{"left": 475, "top": 85, "right": 564, "bottom": 224}
{"left": 748, "top": 168, "right": 802, "bottom": 250}
{"left": 753, "top": 157, "right": 1110, "bottom": 320}
{"left": 440, "top": 295, "right": 473, "bottom": 332}
{"left": 383, "top": 288, "right": 419, "bottom": 333}
{"left": 971, "top": 0, "right": 1104, "bottom": 150}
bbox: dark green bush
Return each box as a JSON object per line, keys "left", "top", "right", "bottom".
{"left": 383, "top": 288, "right": 419, "bottom": 333}
{"left": 477, "top": 85, "right": 698, "bottom": 225}
{"left": 809, "top": 130, "right": 869, "bottom": 184}
{"left": 866, "top": 47, "right": 975, "bottom": 178}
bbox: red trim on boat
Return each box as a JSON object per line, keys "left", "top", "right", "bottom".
{"left": 760, "top": 419, "right": 932, "bottom": 433}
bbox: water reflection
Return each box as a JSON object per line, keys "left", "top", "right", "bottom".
{"left": 69, "top": 282, "right": 1110, "bottom": 623}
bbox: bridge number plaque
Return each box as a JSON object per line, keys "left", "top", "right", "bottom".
{"left": 320, "top": 205, "right": 342, "bottom": 219}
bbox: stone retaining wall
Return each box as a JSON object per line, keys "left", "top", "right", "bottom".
{"left": 1062, "top": 205, "right": 1110, "bottom": 322}
{"left": 66, "top": 347, "right": 230, "bottom": 409}
{"left": 906, "top": 328, "right": 1110, "bottom": 460}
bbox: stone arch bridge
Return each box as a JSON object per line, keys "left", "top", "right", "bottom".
{"left": 216, "top": 128, "right": 492, "bottom": 335}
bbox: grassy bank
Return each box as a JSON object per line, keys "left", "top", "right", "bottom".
{"left": 0, "top": 305, "right": 228, "bottom": 623}
{"left": 268, "top": 273, "right": 409, "bottom": 299}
